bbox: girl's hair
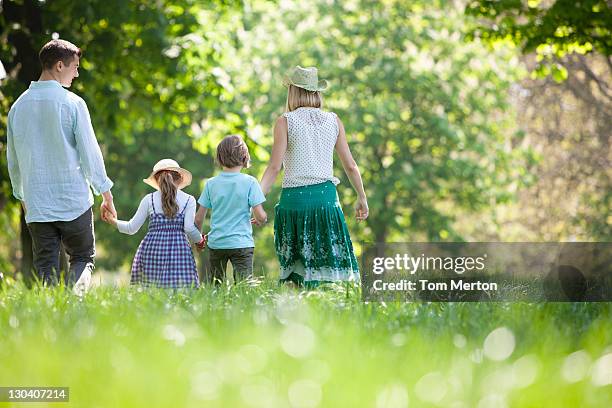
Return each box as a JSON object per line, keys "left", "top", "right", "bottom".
{"left": 216, "top": 135, "right": 251, "bottom": 168}
{"left": 286, "top": 84, "right": 322, "bottom": 112}
{"left": 155, "top": 170, "right": 182, "bottom": 218}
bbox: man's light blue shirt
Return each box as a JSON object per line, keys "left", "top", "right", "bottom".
{"left": 6, "top": 80, "right": 113, "bottom": 223}
{"left": 198, "top": 172, "right": 266, "bottom": 249}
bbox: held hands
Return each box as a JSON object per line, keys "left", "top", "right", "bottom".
{"left": 355, "top": 197, "right": 369, "bottom": 222}
{"left": 251, "top": 217, "right": 268, "bottom": 227}
{"left": 100, "top": 192, "right": 117, "bottom": 224}
{"left": 195, "top": 234, "right": 208, "bottom": 251}
{"left": 251, "top": 205, "right": 268, "bottom": 227}
{"left": 102, "top": 208, "right": 118, "bottom": 226}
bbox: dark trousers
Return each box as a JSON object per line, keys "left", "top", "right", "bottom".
{"left": 207, "top": 247, "right": 254, "bottom": 284}
{"left": 27, "top": 208, "right": 95, "bottom": 286}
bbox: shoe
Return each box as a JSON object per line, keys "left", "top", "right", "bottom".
{"left": 73, "top": 267, "right": 92, "bottom": 296}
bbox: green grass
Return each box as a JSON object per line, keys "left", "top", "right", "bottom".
{"left": 1, "top": 278, "right": 611, "bottom": 407}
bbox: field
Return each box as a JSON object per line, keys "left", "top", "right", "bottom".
{"left": 1, "top": 278, "right": 611, "bottom": 407}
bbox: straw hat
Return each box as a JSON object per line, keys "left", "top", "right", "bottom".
{"left": 143, "top": 159, "right": 192, "bottom": 190}
{"left": 282, "top": 65, "right": 328, "bottom": 92}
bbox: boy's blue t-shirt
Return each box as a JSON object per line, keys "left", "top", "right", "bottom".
{"left": 198, "top": 172, "right": 266, "bottom": 249}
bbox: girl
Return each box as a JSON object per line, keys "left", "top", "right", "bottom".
{"left": 259, "top": 66, "right": 369, "bottom": 287}
{"left": 106, "top": 159, "right": 204, "bottom": 288}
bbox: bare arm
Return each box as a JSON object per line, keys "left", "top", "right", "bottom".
{"left": 259, "top": 116, "right": 288, "bottom": 195}
{"left": 251, "top": 204, "right": 268, "bottom": 226}
{"left": 194, "top": 206, "right": 208, "bottom": 231}
{"left": 335, "top": 117, "right": 369, "bottom": 221}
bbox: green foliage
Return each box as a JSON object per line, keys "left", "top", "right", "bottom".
{"left": 227, "top": 0, "right": 529, "bottom": 244}
{"left": 501, "top": 54, "right": 612, "bottom": 241}
{"left": 2, "top": 0, "right": 601, "bottom": 277}
{"left": 0, "top": 0, "right": 244, "bottom": 271}
{"left": 466, "top": 0, "right": 612, "bottom": 79}
{"left": 1, "top": 280, "right": 611, "bottom": 406}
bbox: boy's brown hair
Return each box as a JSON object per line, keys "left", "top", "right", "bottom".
{"left": 216, "top": 135, "right": 251, "bottom": 168}
{"left": 39, "top": 39, "right": 81, "bottom": 70}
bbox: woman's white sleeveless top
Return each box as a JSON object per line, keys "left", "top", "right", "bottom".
{"left": 281, "top": 107, "right": 341, "bottom": 188}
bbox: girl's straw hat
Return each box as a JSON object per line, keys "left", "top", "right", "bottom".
{"left": 143, "top": 159, "right": 192, "bottom": 190}
{"left": 282, "top": 65, "right": 328, "bottom": 92}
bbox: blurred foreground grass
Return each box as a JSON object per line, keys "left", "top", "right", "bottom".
{"left": 0, "top": 278, "right": 611, "bottom": 407}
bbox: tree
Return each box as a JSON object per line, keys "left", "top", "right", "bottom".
{"left": 492, "top": 54, "right": 611, "bottom": 241}
{"left": 223, "top": 0, "right": 532, "bottom": 247}
{"left": 465, "top": 1, "right": 611, "bottom": 241}
{"left": 466, "top": 0, "right": 612, "bottom": 80}
{"left": 0, "top": 0, "right": 243, "bottom": 276}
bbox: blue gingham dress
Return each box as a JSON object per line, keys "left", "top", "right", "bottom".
{"left": 130, "top": 194, "right": 199, "bottom": 288}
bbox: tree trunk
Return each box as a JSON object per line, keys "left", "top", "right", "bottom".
{"left": 374, "top": 225, "right": 388, "bottom": 258}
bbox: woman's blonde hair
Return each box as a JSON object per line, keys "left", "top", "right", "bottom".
{"left": 286, "top": 84, "right": 322, "bottom": 112}
{"left": 155, "top": 170, "right": 182, "bottom": 218}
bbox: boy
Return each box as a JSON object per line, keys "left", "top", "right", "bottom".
{"left": 195, "top": 135, "right": 267, "bottom": 283}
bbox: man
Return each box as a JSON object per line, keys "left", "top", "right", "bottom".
{"left": 6, "top": 39, "right": 116, "bottom": 290}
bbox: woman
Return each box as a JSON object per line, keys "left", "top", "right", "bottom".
{"left": 260, "top": 66, "right": 369, "bottom": 286}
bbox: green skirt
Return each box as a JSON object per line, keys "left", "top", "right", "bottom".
{"left": 274, "top": 181, "right": 360, "bottom": 285}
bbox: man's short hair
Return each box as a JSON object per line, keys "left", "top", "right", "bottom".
{"left": 39, "top": 39, "right": 81, "bottom": 70}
